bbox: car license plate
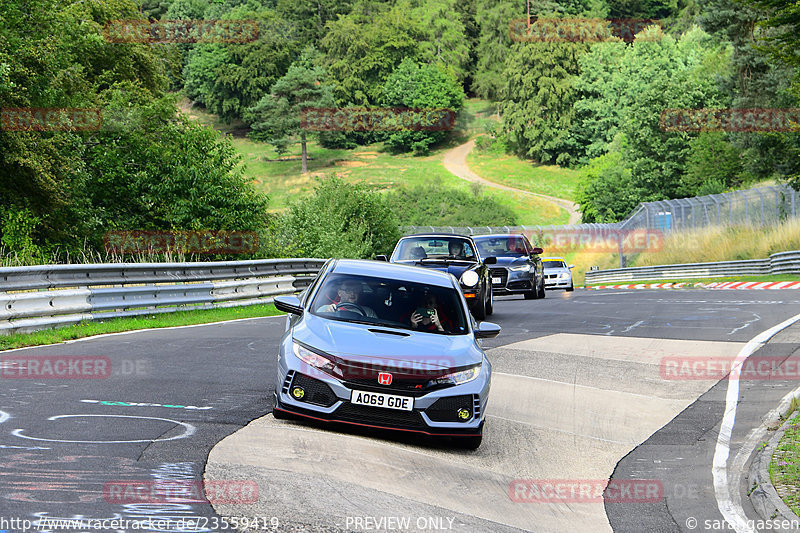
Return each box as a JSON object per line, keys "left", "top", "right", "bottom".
{"left": 351, "top": 390, "right": 413, "bottom": 411}
{"left": 492, "top": 277, "right": 502, "bottom": 284}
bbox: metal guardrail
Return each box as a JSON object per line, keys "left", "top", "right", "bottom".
{"left": 0, "top": 259, "right": 326, "bottom": 335}
{"left": 584, "top": 251, "right": 800, "bottom": 284}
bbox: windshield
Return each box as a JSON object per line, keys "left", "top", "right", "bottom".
{"left": 393, "top": 237, "right": 476, "bottom": 261}
{"left": 474, "top": 236, "right": 528, "bottom": 257}
{"left": 543, "top": 260, "right": 567, "bottom": 269}
{"left": 310, "top": 273, "right": 469, "bottom": 335}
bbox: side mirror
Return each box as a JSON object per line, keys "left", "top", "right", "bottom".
{"left": 568, "top": 264, "right": 575, "bottom": 269}
{"left": 474, "top": 321, "right": 501, "bottom": 339}
{"left": 531, "top": 247, "right": 543, "bottom": 255}
{"left": 374, "top": 255, "right": 388, "bottom": 262}
{"left": 484, "top": 256, "right": 497, "bottom": 265}
{"left": 274, "top": 295, "right": 303, "bottom": 315}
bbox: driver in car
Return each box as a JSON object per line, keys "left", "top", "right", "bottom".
{"left": 317, "top": 280, "right": 377, "bottom": 317}
{"left": 448, "top": 240, "right": 466, "bottom": 259}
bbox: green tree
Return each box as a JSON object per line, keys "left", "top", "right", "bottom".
{"left": 381, "top": 58, "right": 465, "bottom": 154}
{"left": 499, "top": 39, "right": 591, "bottom": 165}
{"left": 320, "top": 1, "right": 421, "bottom": 106}
{"left": 246, "top": 48, "right": 336, "bottom": 173}
{"left": 680, "top": 132, "right": 746, "bottom": 195}
{"left": 575, "top": 150, "right": 639, "bottom": 223}
{"left": 182, "top": 5, "right": 300, "bottom": 122}
{"left": 473, "top": 0, "right": 517, "bottom": 100}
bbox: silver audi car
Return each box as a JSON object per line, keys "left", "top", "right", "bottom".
{"left": 272, "top": 259, "right": 500, "bottom": 449}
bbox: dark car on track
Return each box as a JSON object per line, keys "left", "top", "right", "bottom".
{"left": 472, "top": 234, "right": 545, "bottom": 300}
{"left": 385, "top": 234, "right": 497, "bottom": 320}
{"left": 272, "top": 259, "right": 500, "bottom": 449}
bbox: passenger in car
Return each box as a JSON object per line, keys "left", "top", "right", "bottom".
{"left": 409, "top": 290, "right": 452, "bottom": 333}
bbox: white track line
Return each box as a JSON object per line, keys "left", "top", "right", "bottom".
{"left": 713, "top": 312, "right": 800, "bottom": 532}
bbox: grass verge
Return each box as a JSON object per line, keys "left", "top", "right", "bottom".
{"left": 584, "top": 274, "right": 800, "bottom": 287}
{"left": 769, "top": 409, "right": 800, "bottom": 515}
{"left": 0, "top": 303, "right": 283, "bottom": 351}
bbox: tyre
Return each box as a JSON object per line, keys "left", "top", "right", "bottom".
{"left": 472, "top": 284, "right": 487, "bottom": 320}
{"left": 486, "top": 283, "right": 494, "bottom": 315}
{"left": 566, "top": 282, "right": 574, "bottom": 292}
{"left": 524, "top": 289, "right": 536, "bottom": 300}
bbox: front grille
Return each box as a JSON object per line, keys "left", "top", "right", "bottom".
{"left": 291, "top": 373, "right": 338, "bottom": 407}
{"left": 507, "top": 280, "right": 531, "bottom": 290}
{"left": 425, "top": 395, "right": 475, "bottom": 422}
{"left": 334, "top": 403, "right": 426, "bottom": 428}
{"left": 489, "top": 268, "right": 508, "bottom": 288}
{"left": 344, "top": 379, "right": 447, "bottom": 397}
{"left": 546, "top": 274, "right": 559, "bottom": 279}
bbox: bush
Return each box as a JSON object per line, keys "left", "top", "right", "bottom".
{"left": 385, "top": 183, "right": 518, "bottom": 226}
{"left": 275, "top": 176, "right": 400, "bottom": 258}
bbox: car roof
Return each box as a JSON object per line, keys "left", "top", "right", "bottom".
{"left": 331, "top": 259, "right": 456, "bottom": 288}
{"left": 471, "top": 234, "right": 526, "bottom": 239}
{"left": 400, "top": 233, "right": 474, "bottom": 240}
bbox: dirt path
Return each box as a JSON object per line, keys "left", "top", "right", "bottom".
{"left": 442, "top": 139, "right": 581, "bottom": 225}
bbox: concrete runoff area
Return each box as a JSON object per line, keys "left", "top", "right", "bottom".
{"left": 205, "top": 334, "right": 745, "bottom": 532}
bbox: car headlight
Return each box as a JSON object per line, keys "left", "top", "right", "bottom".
{"left": 460, "top": 270, "right": 480, "bottom": 287}
{"left": 559, "top": 272, "right": 570, "bottom": 279}
{"left": 427, "top": 364, "right": 481, "bottom": 387}
{"left": 292, "top": 342, "right": 343, "bottom": 379}
{"left": 509, "top": 264, "right": 530, "bottom": 272}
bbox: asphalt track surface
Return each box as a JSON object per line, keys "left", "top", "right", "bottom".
{"left": 1, "top": 289, "right": 800, "bottom": 533}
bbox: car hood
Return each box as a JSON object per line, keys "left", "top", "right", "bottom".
{"left": 545, "top": 267, "right": 571, "bottom": 275}
{"left": 490, "top": 256, "right": 530, "bottom": 267}
{"left": 293, "top": 313, "right": 483, "bottom": 370}
{"left": 393, "top": 260, "right": 474, "bottom": 278}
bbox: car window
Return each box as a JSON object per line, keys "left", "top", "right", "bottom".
{"left": 310, "top": 273, "right": 469, "bottom": 335}
{"left": 474, "top": 236, "right": 528, "bottom": 257}
{"left": 542, "top": 260, "right": 567, "bottom": 269}
{"left": 394, "top": 237, "right": 476, "bottom": 261}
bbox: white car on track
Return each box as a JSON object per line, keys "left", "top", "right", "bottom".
{"left": 542, "top": 257, "right": 574, "bottom": 291}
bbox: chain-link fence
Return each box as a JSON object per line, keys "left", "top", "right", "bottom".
{"left": 402, "top": 184, "right": 798, "bottom": 236}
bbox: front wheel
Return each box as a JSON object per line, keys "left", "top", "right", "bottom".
{"left": 486, "top": 283, "right": 494, "bottom": 315}
{"left": 472, "top": 285, "right": 487, "bottom": 320}
{"left": 566, "top": 282, "right": 574, "bottom": 292}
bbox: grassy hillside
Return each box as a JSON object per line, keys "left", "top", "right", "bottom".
{"left": 182, "top": 99, "right": 572, "bottom": 226}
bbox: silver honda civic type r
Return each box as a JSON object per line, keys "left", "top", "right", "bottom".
{"left": 272, "top": 259, "right": 500, "bottom": 448}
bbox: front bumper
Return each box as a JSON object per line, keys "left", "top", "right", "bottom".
{"left": 545, "top": 275, "right": 572, "bottom": 289}
{"left": 489, "top": 267, "right": 534, "bottom": 294}
{"left": 275, "top": 359, "right": 490, "bottom": 437}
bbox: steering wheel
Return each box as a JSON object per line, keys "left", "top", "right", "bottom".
{"left": 335, "top": 302, "right": 368, "bottom": 316}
